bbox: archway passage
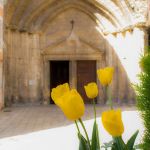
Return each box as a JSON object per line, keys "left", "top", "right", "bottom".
{"left": 50, "top": 61, "right": 69, "bottom": 104}
{"left": 77, "top": 60, "right": 96, "bottom": 104}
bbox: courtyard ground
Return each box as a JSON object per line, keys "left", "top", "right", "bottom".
{"left": 0, "top": 105, "right": 144, "bottom": 150}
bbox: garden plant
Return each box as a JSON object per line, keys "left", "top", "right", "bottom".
{"left": 51, "top": 67, "right": 139, "bottom": 150}
{"left": 136, "top": 48, "right": 150, "bottom": 150}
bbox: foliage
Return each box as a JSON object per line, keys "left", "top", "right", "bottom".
{"left": 102, "top": 130, "right": 139, "bottom": 150}
{"left": 136, "top": 52, "right": 150, "bottom": 150}
{"left": 77, "top": 112, "right": 100, "bottom": 150}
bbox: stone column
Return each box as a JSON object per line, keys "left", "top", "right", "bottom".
{"left": 97, "top": 55, "right": 106, "bottom": 104}
{"left": 43, "top": 60, "right": 50, "bottom": 104}
{"left": 0, "top": 1, "right": 3, "bottom": 109}
{"left": 147, "top": 0, "right": 150, "bottom": 26}
{"left": 96, "top": 60, "right": 101, "bottom": 104}
{"left": 69, "top": 61, "right": 77, "bottom": 89}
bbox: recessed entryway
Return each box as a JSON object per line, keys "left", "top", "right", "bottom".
{"left": 50, "top": 61, "right": 69, "bottom": 104}
{"left": 50, "top": 60, "right": 97, "bottom": 104}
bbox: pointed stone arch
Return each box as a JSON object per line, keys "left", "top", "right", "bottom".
{"left": 3, "top": 0, "right": 148, "bottom": 106}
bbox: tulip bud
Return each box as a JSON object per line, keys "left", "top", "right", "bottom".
{"left": 97, "top": 67, "right": 114, "bottom": 86}
{"left": 101, "top": 109, "right": 124, "bottom": 137}
{"left": 84, "top": 82, "right": 98, "bottom": 99}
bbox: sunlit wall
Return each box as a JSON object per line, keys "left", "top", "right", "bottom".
{"left": 105, "top": 27, "right": 146, "bottom": 84}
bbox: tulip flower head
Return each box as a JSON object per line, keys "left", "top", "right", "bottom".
{"left": 51, "top": 83, "right": 85, "bottom": 121}
{"left": 57, "top": 89, "right": 85, "bottom": 121}
{"left": 101, "top": 109, "right": 124, "bottom": 137}
{"left": 97, "top": 67, "right": 114, "bottom": 86}
{"left": 51, "top": 83, "right": 70, "bottom": 105}
{"left": 84, "top": 82, "right": 98, "bottom": 99}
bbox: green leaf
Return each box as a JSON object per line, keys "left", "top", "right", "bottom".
{"left": 101, "top": 140, "right": 113, "bottom": 149}
{"left": 112, "top": 142, "right": 119, "bottom": 150}
{"left": 91, "top": 121, "right": 100, "bottom": 150}
{"left": 126, "top": 130, "right": 139, "bottom": 150}
{"left": 113, "top": 137, "right": 126, "bottom": 150}
{"left": 134, "top": 143, "right": 143, "bottom": 149}
{"left": 78, "top": 133, "right": 90, "bottom": 150}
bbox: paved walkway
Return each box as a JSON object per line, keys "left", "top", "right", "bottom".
{"left": 0, "top": 105, "right": 136, "bottom": 138}
{"left": 0, "top": 105, "right": 144, "bottom": 150}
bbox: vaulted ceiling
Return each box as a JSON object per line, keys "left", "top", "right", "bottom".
{"left": 4, "top": 0, "right": 148, "bottom": 34}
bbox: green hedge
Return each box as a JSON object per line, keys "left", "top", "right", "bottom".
{"left": 136, "top": 52, "right": 150, "bottom": 149}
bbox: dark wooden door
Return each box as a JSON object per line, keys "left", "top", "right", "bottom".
{"left": 50, "top": 61, "right": 69, "bottom": 104}
{"left": 77, "top": 60, "right": 96, "bottom": 103}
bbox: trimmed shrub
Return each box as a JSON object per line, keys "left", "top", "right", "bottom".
{"left": 136, "top": 52, "right": 150, "bottom": 150}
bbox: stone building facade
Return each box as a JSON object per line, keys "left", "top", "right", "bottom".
{"left": 0, "top": 0, "right": 149, "bottom": 108}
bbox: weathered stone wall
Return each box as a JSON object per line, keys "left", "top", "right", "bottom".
{"left": 4, "top": 6, "right": 147, "bottom": 106}
{"left": 4, "top": 30, "right": 42, "bottom": 105}
{"left": 0, "top": 0, "right": 3, "bottom": 109}
{"left": 39, "top": 8, "right": 106, "bottom": 104}
{"left": 147, "top": 0, "right": 150, "bottom": 26}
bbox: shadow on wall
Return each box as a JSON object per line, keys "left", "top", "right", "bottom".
{"left": 4, "top": 2, "right": 142, "bottom": 106}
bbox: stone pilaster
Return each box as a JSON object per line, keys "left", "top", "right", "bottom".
{"left": 147, "top": 0, "right": 150, "bottom": 26}
{"left": 0, "top": 0, "right": 3, "bottom": 109}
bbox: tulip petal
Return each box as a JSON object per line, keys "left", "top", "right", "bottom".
{"left": 97, "top": 67, "right": 114, "bottom": 86}
{"left": 57, "top": 89, "right": 85, "bottom": 121}
{"left": 101, "top": 109, "right": 124, "bottom": 137}
{"left": 51, "top": 83, "right": 70, "bottom": 104}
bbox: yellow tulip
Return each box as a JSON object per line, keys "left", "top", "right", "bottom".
{"left": 57, "top": 89, "right": 85, "bottom": 120}
{"left": 101, "top": 109, "right": 124, "bottom": 137}
{"left": 51, "top": 83, "right": 70, "bottom": 105}
{"left": 97, "top": 67, "right": 114, "bottom": 86}
{"left": 84, "top": 82, "right": 98, "bottom": 99}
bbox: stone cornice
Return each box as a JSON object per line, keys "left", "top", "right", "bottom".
{"left": 104, "top": 22, "right": 147, "bottom": 35}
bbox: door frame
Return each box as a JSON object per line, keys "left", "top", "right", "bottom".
{"left": 42, "top": 54, "right": 104, "bottom": 105}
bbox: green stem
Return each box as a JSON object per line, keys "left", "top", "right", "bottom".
{"left": 78, "top": 118, "right": 91, "bottom": 149}
{"left": 106, "top": 86, "right": 113, "bottom": 109}
{"left": 74, "top": 120, "right": 80, "bottom": 134}
{"left": 93, "top": 100, "right": 96, "bottom": 121}
{"left": 113, "top": 136, "right": 126, "bottom": 150}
